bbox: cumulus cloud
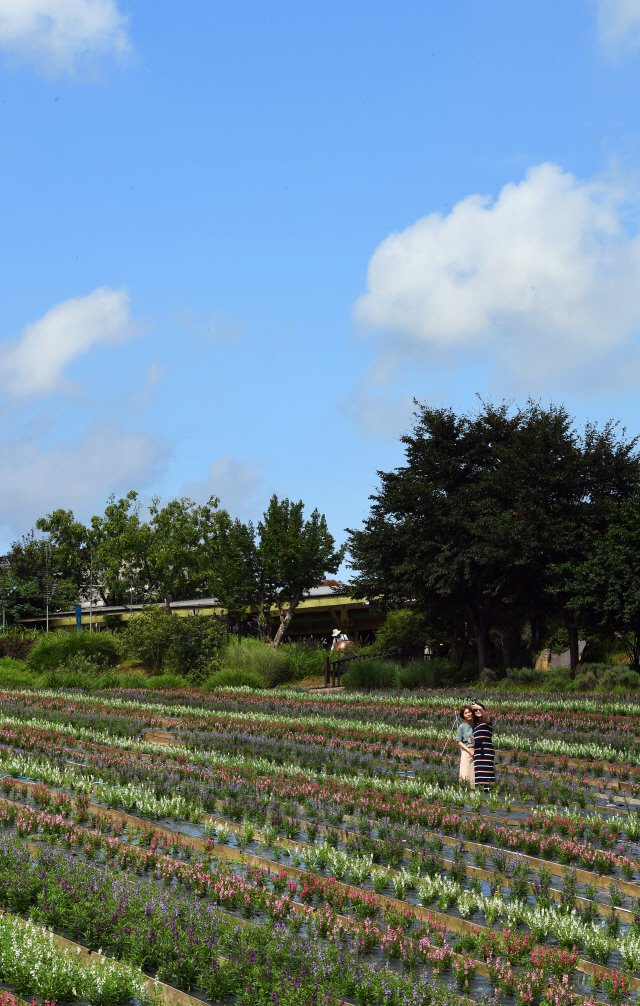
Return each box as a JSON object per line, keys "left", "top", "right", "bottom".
{"left": 0, "top": 421, "right": 166, "bottom": 538}
{"left": 0, "top": 0, "right": 130, "bottom": 75}
{"left": 181, "top": 457, "right": 262, "bottom": 520}
{"left": 596, "top": 0, "right": 640, "bottom": 49}
{"left": 0, "top": 287, "right": 136, "bottom": 396}
{"left": 354, "top": 162, "right": 640, "bottom": 388}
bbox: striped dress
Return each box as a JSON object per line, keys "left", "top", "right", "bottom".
{"left": 472, "top": 721, "right": 495, "bottom": 785}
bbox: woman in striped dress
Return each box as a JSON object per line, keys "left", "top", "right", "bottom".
{"left": 471, "top": 701, "right": 495, "bottom": 792}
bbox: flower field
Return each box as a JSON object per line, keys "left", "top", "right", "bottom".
{"left": 0, "top": 687, "right": 639, "bottom": 1004}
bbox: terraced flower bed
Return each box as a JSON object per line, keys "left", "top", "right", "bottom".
{"left": 0, "top": 685, "right": 640, "bottom": 1004}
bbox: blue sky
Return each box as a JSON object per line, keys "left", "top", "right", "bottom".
{"left": 2, "top": 1, "right": 640, "bottom": 557}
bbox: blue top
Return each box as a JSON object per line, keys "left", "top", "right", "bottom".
{"left": 456, "top": 722, "right": 474, "bottom": 744}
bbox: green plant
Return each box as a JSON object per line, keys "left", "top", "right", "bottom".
{"left": 341, "top": 658, "right": 399, "bottom": 690}
{"left": 279, "top": 641, "right": 327, "bottom": 680}
{"left": 123, "top": 607, "right": 223, "bottom": 681}
{"left": 619, "top": 669, "right": 640, "bottom": 689}
{"left": 372, "top": 608, "right": 431, "bottom": 654}
{"left": 221, "top": 637, "right": 290, "bottom": 687}
{"left": 27, "top": 630, "right": 119, "bottom": 672}
{"left": 204, "top": 667, "right": 265, "bottom": 689}
{"left": 0, "top": 657, "right": 35, "bottom": 688}
{"left": 395, "top": 659, "right": 437, "bottom": 689}
{"left": 505, "top": 666, "right": 545, "bottom": 685}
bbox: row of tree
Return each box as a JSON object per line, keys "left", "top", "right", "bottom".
{"left": 4, "top": 494, "right": 344, "bottom": 647}
{"left": 347, "top": 400, "right": 640, "bottom": 672}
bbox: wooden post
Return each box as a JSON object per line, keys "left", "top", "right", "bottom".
{"left": 324, "top": 653, "right": 330, "bottom": 687}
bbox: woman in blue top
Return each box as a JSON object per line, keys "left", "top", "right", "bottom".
{"left": 456, "top": 705, "right": 475, "bottom": 788}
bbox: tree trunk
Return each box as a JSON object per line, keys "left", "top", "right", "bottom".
{"left": 466, "top": 604, "right": 488, "bottom": 673}
{"left": 450, "top": 626, "right": 458, "bottom": 664}
{"left": 271, "top": 587, "right": 303, "bottom": 648}
{"left": 567, "top": 622, "right": 579, "bottom": 672}
{"left": 271, "top": 610, "right": 292, "bottom": 648}
{"left": 256, "top": 594, "right": 271, "bottom": 644}
{"left": 501, "top": 628, "right": 510, "bottom": 668}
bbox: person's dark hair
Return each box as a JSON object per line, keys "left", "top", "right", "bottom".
{"left": 471, "top": 701, "right": 491, "bottom": 726}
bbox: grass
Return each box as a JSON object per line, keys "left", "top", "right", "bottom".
{"left": 0, "top": 657, "right": 190, "bottom": 692}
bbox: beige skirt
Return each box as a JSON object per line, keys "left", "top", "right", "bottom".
{"left": 459, "top": 750, "right": 475, "bottom": 786}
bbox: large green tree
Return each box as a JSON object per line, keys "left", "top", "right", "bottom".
{"left": 347, "top": 400, "right": 640, "bottom": 672}
{"left": 256, "top": 496, "right": 345, "bottom": 647}
{"left": 549, "top": 491, "right": 640, "bottom": 670}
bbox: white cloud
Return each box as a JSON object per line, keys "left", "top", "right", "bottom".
{"left": 0, "top": 287, "right": 136, "bottom": 396}
{"left": 596, "top": 0, "right": 640, "bottom": 49}
{"left": 0, "top": 0, "right": 130, "bottom": 76}
{"left": 354, "top": 163, "right": 640, "bottom": 387}
{"left": 181, "top": 457, "right": 262, "bottom": 520}
{"left": 0, "top": 421, "right": 166, "bottom": 539}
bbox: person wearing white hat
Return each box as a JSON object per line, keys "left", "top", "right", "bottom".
{"left": 331, "top": 628, "right": 350, "bottom": 651}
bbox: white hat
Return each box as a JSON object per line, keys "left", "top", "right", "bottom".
{"left": 332, "top": 628, "right": 340, "bottom": 636}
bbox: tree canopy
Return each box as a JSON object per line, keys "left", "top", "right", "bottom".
{"left": 347, "top": 400, "right": 640, "bottom": 672}
{"left": 5, "top": 491, "right": 343, "bottom": 649}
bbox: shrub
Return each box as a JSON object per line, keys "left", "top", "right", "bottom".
{"left": 0, "top": 635, "right": 34, "bottom": 660}
{"left": 0, "top": 657, "right": 36, "bottom": 688}
{"left": 571, "top": 671, "right": 598, "bottom": 691}
{"left": 27, "top": 631, "right": 119, "bottom": 672}
{"left": 341, "top": 658, "right": 399, "bottom": 690}
{"left": 618, "top": 669, "right": 640, "bottom": 689}
{"left": 221, "top": 638, "right": 289, "bottom": 687}
{"left": 281, "top": 641, "right": 326, "bottom": 680}
{"left": 373, "top": 609, "right": 430, "bottom": 654}
{"left": 545, "top": 670, "right": 571, "bottom": 691}
{"left": 170, "top": 615, "right": 225, "bottom": 683}
{"left": 505, "top": 667, "right": 546, "bottom": 686}
{"left": 395, "top": 659, "right": 437, "bottom": 689}
{"left": 124, "top": 607, "right": 224, "bottom": 682}
{"left": 204, "top": 667, "right": 265, "bottom": 690}
{"left": 123, "top": 607, "right": 180, "bottom": 672}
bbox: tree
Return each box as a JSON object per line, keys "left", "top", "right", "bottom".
{"left": 4, "top": 531, "right": 77, "bottom": 623}
{"left": 347, "top": 400, "right": 640, "bottom": 673}
{"left": 256, "top": 496, "right": 345, "bottom": 647}
{"left": 123, "top": 605, "right": 224, "bottom": 680}
{"left": 91, "top": 492, "right": 227, "bottom": 604}
{"left": 550, "top": 492, "right": 640, "bottom": 670}
{"left": 204, "top": 515, "right": 259, "bottom": 641}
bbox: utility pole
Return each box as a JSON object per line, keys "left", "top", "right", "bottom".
{"left": 39, "top": 541, "right": 58, "bottom": 633}
{"left": 0, "top": 559, "right": 11, "bottom": 634}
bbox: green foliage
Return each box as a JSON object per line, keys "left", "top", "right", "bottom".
{"left": 255, "top": 495, "right": 346, "bottom": 646}
{"left": 395, "top": 659, "right": 438, "bottom": 689}
{"left": 204, "top": 667, "right": 265, "bottom": 689}
{"left": 89, "top": 491, "right": 227, "bottom": 604}
{"left": 0, "top": 657, "right": 34, "bottom": 688}
{"left": 169, "top": 613, "right": 225, "bottom": 682}
{"left": 281, "top": 641, "right": 327, "bottom": 680}
{"left": 123, "top": 606, "right": 175, "bottom": 671}
{"left": 123, "top": 607, "right": 224, "bottom": 682}
{"left": 497, "top": 662, "right": 640, "bottom": 693}
{"left": 505, "top": 667, "right": 546, "bottom": 686}
{"left": 348, "top": 400, "right": 640, "bottom": 674}
{"left": 549, "top": 490, "right": 640, "bottom": 670}
{"left": 341, "top": 658, "right": 399, "bottom": 690}
{"left": 373, "top": 608, "right": 430, "bottom": 653}
{"left": 4, "top": 531, "right": 78, "bottom": 623}
{"left": 27, "top": 631, "right": 120, "bottom": 672}
{"left": 221, "top": 637, "right": 290, "bottom": 687}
